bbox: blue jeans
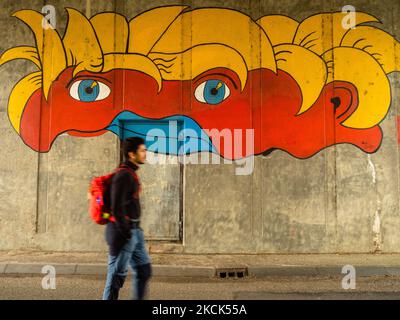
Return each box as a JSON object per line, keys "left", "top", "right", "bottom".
{"left": 102, "top": 227, "right": 152, "bottom": 300}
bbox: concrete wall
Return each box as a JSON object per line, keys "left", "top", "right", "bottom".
{"left": 0, "top": 0, "right": 400, "bottom": 253}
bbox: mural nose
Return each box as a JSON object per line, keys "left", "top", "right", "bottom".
{"left": 107, "top": 111, "right": 217, "bottom": 156}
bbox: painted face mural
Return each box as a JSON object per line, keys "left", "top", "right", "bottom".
{"left": 1, "top": 6, "right": 400, "bottom": 159}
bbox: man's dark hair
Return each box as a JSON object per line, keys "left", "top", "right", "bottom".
{"left": 123, "top": 137, "right": 145, "bottom": 160}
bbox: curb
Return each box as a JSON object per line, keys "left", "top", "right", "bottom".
{"left": 247, "top": 265, "right": 397, "bottom": 277}
{"left": 0, "top": 263, "right": 216, "bottom": 278}
{"left": 1, "top": 263, "right": 400, "bottom": 278}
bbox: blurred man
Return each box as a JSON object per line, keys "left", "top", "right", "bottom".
{"left": 102, "top": 137, "right": 152, "bottom": 300}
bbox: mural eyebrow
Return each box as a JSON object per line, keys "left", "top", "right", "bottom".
{"left": 361, "top": 45, "right": 373, "bottom": 50}
{"left": 301, "top": 37, "right": 318, "bottom": 48}
{"left": 152, "top": 56, "right": 177, "bottom": 63}
{"left": 65, "top": 75, "right": 112, "bottom": 88}
{"left": 298, "top": 31, "right": 317, "bottom": 46}
{"left": 155, "top": 62, "right": 174, "bottom": 69}
{"left": 274, "top": 50, "right": 292, "bottom": 55}
{"left": 351, "top": 37, "right": 366, "bottom": 47}
{"left": 194, "top": 73, "right": 238, "bottom": 90}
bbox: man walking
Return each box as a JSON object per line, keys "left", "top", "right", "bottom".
{"left": 102, "top": 137, "right": 152, "bottom": 300}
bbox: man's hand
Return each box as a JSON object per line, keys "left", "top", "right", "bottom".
{"left": 116, "top": 222, "right": 132, "bottom": 240}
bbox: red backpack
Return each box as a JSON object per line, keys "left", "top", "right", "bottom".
{"left": 88, "top": 165, "right": 140, "bottom": 225}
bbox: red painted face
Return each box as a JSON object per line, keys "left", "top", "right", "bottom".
{"left": 19, "top": 67, "right": 382, "bottom": 159}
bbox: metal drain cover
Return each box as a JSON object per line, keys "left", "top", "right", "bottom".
{"left": 217, "top": 268, "right": 248, "bottom": 279}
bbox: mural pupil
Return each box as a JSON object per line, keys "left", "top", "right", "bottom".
{"left": 210, "top": 88, "right": 218, "bottom": 95}
{"left": 85, "top": 87, "right": 93, "bottom": 94}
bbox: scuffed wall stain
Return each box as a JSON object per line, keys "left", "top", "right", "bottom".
{"left": 0, "top": 6, "right": 399, "bottom": 160}
{"left": 367, "top": 154, "right": 382, "bottom": 251}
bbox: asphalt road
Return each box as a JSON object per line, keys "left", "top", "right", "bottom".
{"left": 1, "top": 274, "right": 400, "bottom": 300}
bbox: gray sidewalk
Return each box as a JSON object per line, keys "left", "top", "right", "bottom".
{"left": 1, "top": 251, "right": 400, "bottom": 278}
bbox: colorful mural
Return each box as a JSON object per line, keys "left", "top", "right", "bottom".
{"left": 1, "top": 6, "right": 400, "bottom": 159}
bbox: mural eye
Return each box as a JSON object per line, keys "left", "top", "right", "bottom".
{"left": 194, "top": 80, "right": 230, "bottom": 105}
{"left": 69, "top": 79, "right": 111, "bottom": 102}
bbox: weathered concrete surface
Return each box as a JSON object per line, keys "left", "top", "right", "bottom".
{"left": 0, "top": 0, "right": 399, "bottom": 254}
{"left": 0, "top": 0, "right": 42, "bottom": 252}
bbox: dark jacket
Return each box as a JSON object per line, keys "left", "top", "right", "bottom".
{"left": 105, "top": 160, "right": 141, "bottom": 256}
